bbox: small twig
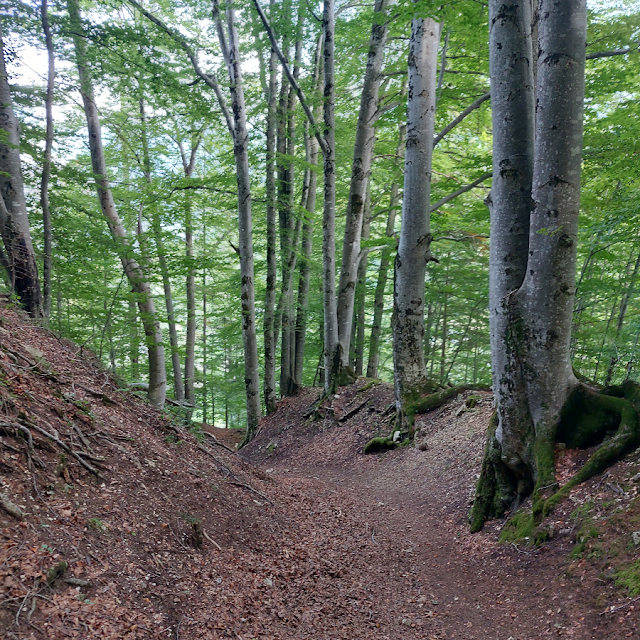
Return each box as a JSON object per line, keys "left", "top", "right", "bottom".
{"left": 599, "top": 594, "right": 640, "bottom": 615}
{"left": 176, "top": 614, "right": 184, "bottom": 640}
{"left": 371, "top": 528, "right": 378, "bottom": 545}
{"left": 16, "top": 590, "right": 31, "bottom": 626}
{"left": 225, "top": 480, "right": 274, "bottom": 505}
{"left": 27, "top": 596, "right": 37, "bottom": 622}
{"left": 203, "top": 530, "right": 222, "bottom": 550}
{"left": 512, "top": 543, "right": 532, "bottom": 555}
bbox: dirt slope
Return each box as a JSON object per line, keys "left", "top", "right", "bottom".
{"left": 1, "top": 304, "right": 639, "bottom": 639}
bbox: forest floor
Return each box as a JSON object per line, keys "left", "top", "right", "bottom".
{"left": 1, "top": 303, "right": 640, "bottom": 639}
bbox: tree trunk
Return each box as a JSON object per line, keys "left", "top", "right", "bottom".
{"left": 353, "top": 186, "right": 371, "bottom": 376}
{"left": 67, "top": 0, "right": 166, "bottom": 409}
{"left": 40, "top": 0, "right": 55, "bottom": 319}
{"left": 473, "top": 0, "right": 597, "bottom": 533}
{"left": 322, "top": 0, "right": 339, "bottom": 393}
{"left": 392, "top": 16, "right": 441, "bottom": 413}
{"left": 279, "top": 17, "right": 304, "bottom": 398}
{"left": 366, "top": 119, "right": 406, "bottom": 379}
{"left": 184, "top": 195, "right": 196, "bottom": 408}
{"left": 140, "top": 98, "right": 184, "bottom": 401}
{"left": 604, "top": 248, "right": 640, "bottom": 385}
{"left": 202, "top": 283, "right": 207, "bottom": 425}
{"left": 263, "top": 9, "right": 279, "bottom": 414}
{"left": 335, "top": 0, "right": 392, "bottom": 374}
{"left": 293, "top": 34, "right": 323, "bottom": 389}
{"left": 214, "top": 0, "right": 262, "bottom": 438}
{"left": 0, "top": 21, "right": 42, "bottom": 318}
{"left": 177, "top": 132, "right": 204, "bottom": 411}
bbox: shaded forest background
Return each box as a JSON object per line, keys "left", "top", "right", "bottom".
{"left": 2, "top": 0, "right": 639, "bottom": 427}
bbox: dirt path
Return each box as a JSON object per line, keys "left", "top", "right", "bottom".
{"left": 245, "top": 385, "right": 640, "bottom": 640}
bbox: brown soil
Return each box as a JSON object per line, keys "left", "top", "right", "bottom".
{"left": 1, "top": 306, "right": 639, "bottom": 639}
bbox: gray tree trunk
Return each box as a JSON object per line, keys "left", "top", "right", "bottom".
{"left": 367, "top": 119, "right": 405, "bottom": 379}
{"left": 40, "top": 0, "right": 55, "bottom": 319}
{"left": 510, "top": 0, "right": 586, "bottom": 483}
{"left": 293, "top": 34, "right": 323, "bottom": 389}
{"left": 177, "top": 133, "right": 203, "bottom": 410}
{"left": 67, "top": 0, "right": 166, "bottom": 408}
{"left": 263, "top": 15, "right": 279, "bottom": 414}
{"left": 336, "top": 0, "right": 393, "bottom": 371}
{"left": 322, "top": 0, "right": 339, "bottom": 393}
{"left": 474, "top": 0, "right": 587, "bottom": 521}
{"left": 392, "top": 17, "right": 441, "bottom": 408}
{"left": 279, "top": 17, "right": 304, "bottom": 398}
{"left": 352, "top": 187, "right": 371, "bottom": 376}
{"left": 140, "top": 98, "right": 184, "bottom": 402}
{"left": 486, "top": 0, "right": 537, "bottom": 488}
{"left": 215, "top": 0, "right": 262, "bottom": 436}
{"left": 0, "top": 21, "right": 42, "bottom": 318}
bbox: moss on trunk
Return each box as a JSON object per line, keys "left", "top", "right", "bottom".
{"left": 471, "top": 381, "right": 640, "bottom": 539}
{"left": 365, "top": 382, "right": 490, "bottom": 455}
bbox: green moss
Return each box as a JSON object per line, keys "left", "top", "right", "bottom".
{"left": 363, "top": 435, "right": 397, "bottom": 455}
{"left": 615, "top": 559, "right": 640, "bottom": 596}
{"left": 470, "top": 411, "right": 519, "bottom": 533}
{"left": 47, "top": 561, "right": 68, "bottom": 586}
{"left": 358, "top": 379, "right": 382, "bottom": 394}
{"left": 499, "top": 510, "right": 535, "bottom": 543}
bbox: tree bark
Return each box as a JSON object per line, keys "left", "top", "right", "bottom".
{"left": 485, "top": 0, "right": 536, "bottom": 493}
{"left": 279, "top": 13, "right": 304, "bottom": 398}
{"left": 322, "top": 0, "right": 339, "bottom": 393}
{"left": 140, "top": 98, "right": 185, "bottom": 401}
{"left": 472, "top": 0, "right": 590, "bottom": 531}
{"left": 352, "top": 186, "right": 371, "bottom": 376}
{"left": 67, "top": 0, "right": 166, "bottom": 408}
{"left": 392, "top": 16, "right": 441, "bottom": 411}
{"left": 293, "top": 34, "right": 323, "bottom": 390}
{"left": 262, "top": 2, "right": 279, "bottom": 414}
{"left": 367, "top": 117, "right": 406, "bottom": 379}
{"left": 214, "top": 0, "right": 262, "bottom": 437}
{"left": 177, "top": 132, "right": 203, "bottom": 410}
{"left": 40, "top": 0, "right": 55, "bottom": 319}
{"left": 336, "top": 0, "right": 393, "bottom": 372}
{"left": 0, "top": 21, "right": 43, "bottom": 318}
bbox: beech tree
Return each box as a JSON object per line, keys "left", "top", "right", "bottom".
{"left": 391, "top": 13, "right": 441, "bottom": 420}
{"left": 67, "top": 0, "right": 167, "bottom": 409}
{"left": 0, "top": 20, "right": 42, "bottom": 318}
{"left": 471, "top": 0, "right": 640, "bottom": 536}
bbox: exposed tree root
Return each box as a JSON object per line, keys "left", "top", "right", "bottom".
{"left": 472, "top": 380, "right": 640, "bottom": 539}
{"left": 364, "top": 382, "right": 490, "bottom": 455}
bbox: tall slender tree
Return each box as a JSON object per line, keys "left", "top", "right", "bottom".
{"left": 67, "top": 0, "right": 166, "bottom": 408}
{"left": 0, "top": 21, "right": 43, "bottom": 317}
{"left": 392, "top": 15, "right": 441, "bottom": 418}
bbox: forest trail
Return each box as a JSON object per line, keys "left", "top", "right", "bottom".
{"left": 244, "top": 384, "right": 640, "bottom": 640}
{"left": 0, "top": 303, "right": 639, "bottom": 639}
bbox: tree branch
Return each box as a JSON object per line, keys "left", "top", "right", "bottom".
{"left": 251, "top": 0, "right": 328, "bottom": 156}
{"left": 433, "top": 91, "right": 490, "bottom": 147}
{"left": 586, "top": 45, "right": 638, "bottom": 60}
{"left": 125, "top": 0, "right": 234, "bottom": 138}
{"left": 430, "top": 172, "right": 492, "bottom": 213}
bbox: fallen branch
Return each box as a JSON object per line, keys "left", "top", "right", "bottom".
{"left": 339, "top": 399, "right": 370, "bottom": 422}
{"left": 204, "top": 432, "right": 236, "bottom": 453}
{"left": 225, "top": 480, "right": 274, "bottom": 505}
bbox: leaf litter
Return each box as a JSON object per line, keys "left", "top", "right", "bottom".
{"left": 0, "top": 303, "right": 638, "bottom": 638}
